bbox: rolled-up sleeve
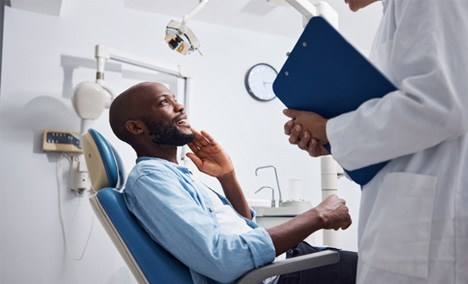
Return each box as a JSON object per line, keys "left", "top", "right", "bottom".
{"left": 240, "top": 227, "right": 276, "bottom": 268}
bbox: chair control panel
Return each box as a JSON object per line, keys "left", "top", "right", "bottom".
{"left": 42, "top": 130, "right": 82, "bottom": 153}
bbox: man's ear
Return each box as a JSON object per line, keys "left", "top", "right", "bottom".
{"left": 125, "top": 120, "right": 145, "bottom": 135}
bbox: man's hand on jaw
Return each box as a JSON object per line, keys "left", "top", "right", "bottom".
{"left": 186, "top": 128, "right": 234, "bottom": 178}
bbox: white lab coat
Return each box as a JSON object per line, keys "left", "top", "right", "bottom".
{"left": 327, "top": 0, "right": 468, "bottom": 283}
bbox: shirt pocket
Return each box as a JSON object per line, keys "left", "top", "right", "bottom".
{"left": 360, "top": 172, "right": 437, "bottom": 279}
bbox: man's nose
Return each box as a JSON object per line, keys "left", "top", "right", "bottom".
{"left": 173, "top": 101, "right": 184, "bottom": 112}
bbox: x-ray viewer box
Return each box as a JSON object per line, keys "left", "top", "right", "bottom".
{"left": 273, "top": 16, "right": 397, "bottom": 186}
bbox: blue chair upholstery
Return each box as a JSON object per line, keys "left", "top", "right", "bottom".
{"left": 82, "top": 128, "right": 340, "bottom": 284}
{"left": 92, "top": 188, "right": 192, "bottom": 283}
{"left": 83, "top": 129, "right": 192, "bottom": 283}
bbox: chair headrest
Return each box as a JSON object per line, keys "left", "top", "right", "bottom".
{"left": 81, "top": 128, "right": 125, "bottom": 191}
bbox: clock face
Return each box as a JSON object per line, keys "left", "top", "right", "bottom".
{"left": 245, "top": 63, "right": 278, "bottom": 101}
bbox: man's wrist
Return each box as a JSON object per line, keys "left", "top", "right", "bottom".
{"left": 217, "top": 170, "right": 236, "bottom": 184}
{"left": 308, "top": 207, "right": 327, "bottom": 229}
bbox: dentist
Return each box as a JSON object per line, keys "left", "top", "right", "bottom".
{"left": 284, "top": 0, "right": 468, "bottom": 283}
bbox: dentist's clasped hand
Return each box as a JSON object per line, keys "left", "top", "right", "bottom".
{"left": 283, "top": 109, "right": 330, "bottom": 157}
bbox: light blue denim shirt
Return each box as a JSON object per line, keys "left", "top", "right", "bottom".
{"left": 123, "top": 157, "right": 276, "bottom": 283}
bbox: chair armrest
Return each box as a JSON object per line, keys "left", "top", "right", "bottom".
{"left": 236, "top": 249, "right": 340, "bottom": 284}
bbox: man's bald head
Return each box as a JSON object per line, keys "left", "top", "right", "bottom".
{"left": 109, "top": 82, "right": 169, "bottom": 143}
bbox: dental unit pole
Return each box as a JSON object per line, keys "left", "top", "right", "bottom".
{"left": 321, "top": 155, "right": 344, "bottom": 246}
{"left": 72, "top": 44, "right": 192, "bottom": 195}
{"left": 283, "top": 0, "right": 340, "bottom": 247}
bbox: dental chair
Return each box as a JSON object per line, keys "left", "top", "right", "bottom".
{"left": 82, "top": 128, "right": 340, "bottom": 284}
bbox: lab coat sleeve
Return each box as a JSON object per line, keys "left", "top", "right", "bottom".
{"left": 327, "top": 0, "right": 468, "bottom": 170}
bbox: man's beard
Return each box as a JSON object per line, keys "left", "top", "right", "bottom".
{"left": 142, "top": 117, "right": 195, "bottom": 146}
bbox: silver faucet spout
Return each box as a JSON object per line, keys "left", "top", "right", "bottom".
{"left": 255, "top": 165, "right": 283, "bottom": 205}
{"left": 255, "top": 186, "right": 276, "bottom": 207}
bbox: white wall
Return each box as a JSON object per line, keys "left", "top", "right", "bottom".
{"left": 0, "top": 1, "right": 380, "bottom": 283}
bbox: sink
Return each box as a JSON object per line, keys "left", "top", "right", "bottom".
{"left": 254, "top": 200, "right": 312, "bottom": 217}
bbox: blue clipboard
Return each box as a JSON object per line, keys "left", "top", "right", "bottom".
{"left": 273, "top": 16, "right": 397, "bottom": 186}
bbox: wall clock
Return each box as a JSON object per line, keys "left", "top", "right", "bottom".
{"left": 244, "top": 63, "right": 278, "bottom": 102}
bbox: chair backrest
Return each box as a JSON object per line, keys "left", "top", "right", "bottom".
{"left": 81, "top": 129, "right": 125, "bottom": 191}
{"left": 82, "top": 129, "right": 192, "bottom": 284}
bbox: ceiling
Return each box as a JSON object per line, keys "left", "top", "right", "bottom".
{"left": 124, "top": 0, "right": 384, "bottom": 51}
{"left": 9, "top": 0, "right": 384, "bottom": 52}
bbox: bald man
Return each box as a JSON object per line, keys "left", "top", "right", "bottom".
{"left": 109, "top": 82, "right": 357, "bottom": 284}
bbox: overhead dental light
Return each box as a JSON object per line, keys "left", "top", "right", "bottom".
{"left": 165, "top": 0, "right": 208, "bottom": 55}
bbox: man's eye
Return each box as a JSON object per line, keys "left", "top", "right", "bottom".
{"left": 160, "top": 99, "right": 168, "bottom": 105}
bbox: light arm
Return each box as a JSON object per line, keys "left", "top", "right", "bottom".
{"left": 285, "top": 0, "right": 338, "bottom": 28}
{"left": 180, "top": 0, "right": 209, "bottom": 34}
{"left": 284, "top": 0, "right": 317, "bottom": 20}
{"left": 94, "top": 45, "right": 191, "bottom": 78}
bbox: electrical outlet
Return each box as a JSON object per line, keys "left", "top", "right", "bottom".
{"left": 42, "top": 130, "right": 82, "bottom": 153}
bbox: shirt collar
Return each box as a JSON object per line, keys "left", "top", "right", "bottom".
{"left": 136, "top": 156, "right": 191, "bottom": 174}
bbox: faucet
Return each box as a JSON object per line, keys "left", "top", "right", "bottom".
{"left": 255, "top": 165, "right": 283, "bottom": 206}
{"left": 254, "top": 186, "right": 276, "bottom": 207}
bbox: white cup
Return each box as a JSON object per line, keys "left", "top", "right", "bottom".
{"left": 285, "top": 178, "right": 302, "bottom": 201}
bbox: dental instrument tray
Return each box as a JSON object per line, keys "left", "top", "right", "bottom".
{"left": 273, "top": 16, "right": 396, "bottom": 186}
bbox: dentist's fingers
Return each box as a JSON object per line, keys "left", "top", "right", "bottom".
{"left": 307, "top": 139, "right": 328, "bottom": 157}
{"left": 284, "top": 120, "right": 294, "bottom": 135}
{"left": 307, "top": 139, "right": 320, "bottom": 157}
{"left": 297, "top": 131, "right": 311, "bottom": 150}
{"left": 283, "top": 109, "right": 300, "bottom": 119}
{"left": 288, "top": 124, "right": 303, "bottom": 145}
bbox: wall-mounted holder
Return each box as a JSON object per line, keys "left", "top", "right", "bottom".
{"left": 42, "top": 129, "right": 82, "bottom": 153}
{"left": 69, "top": 154, "right": 90, "bottom": 196}
{"left": 42, "top": 129, "right": 90, "bottom": 195}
